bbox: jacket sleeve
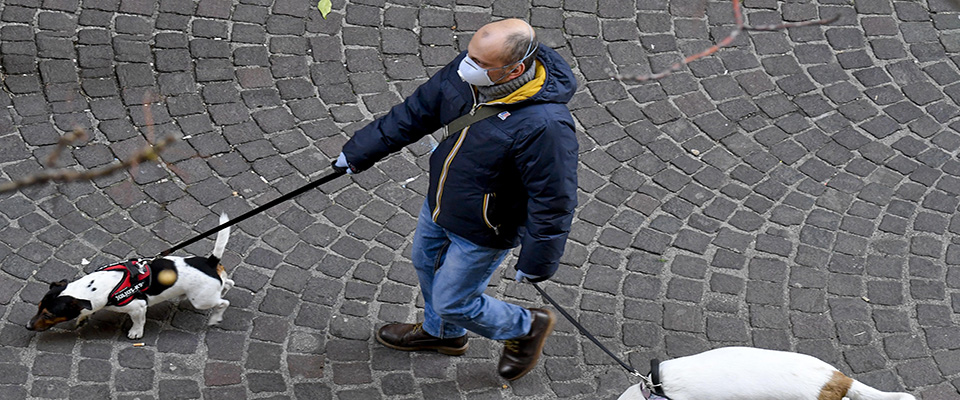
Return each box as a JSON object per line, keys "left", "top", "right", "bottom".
{"left": 341, "top": 60, "right": 460, "bottom": 172}
{"left": 512, "top": 116, "right": 579, "bottom": 279}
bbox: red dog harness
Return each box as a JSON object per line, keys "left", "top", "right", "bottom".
{"left": 98, "top": 259, "right": 152, "bottom": 307}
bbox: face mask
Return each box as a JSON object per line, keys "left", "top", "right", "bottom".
{"left": 457, "top": 57, "right": 513, "bottom": 87}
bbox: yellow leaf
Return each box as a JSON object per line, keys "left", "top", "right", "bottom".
{"left": 317, "top": 0, "right": 332, "bottom": 19}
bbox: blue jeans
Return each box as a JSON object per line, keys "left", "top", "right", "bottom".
{"left": 411, "top": 201, "right": 532, "bottom": 340}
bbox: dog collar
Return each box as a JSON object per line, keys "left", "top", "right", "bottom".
{"left": 632, "top": 380, "right": 670, "bottom": 400}
{"left": 647, "top": 359, "right": 670, "bottom": 399}
{"left": 98, "top": 259, "right": 153, "bottom": 307}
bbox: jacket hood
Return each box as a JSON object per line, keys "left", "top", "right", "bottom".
{"left": 529, "top": 45, "right": 577, "bottom": 105}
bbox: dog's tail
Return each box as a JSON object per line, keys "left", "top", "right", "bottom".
{"left": 211, "top": 213, "right": 230, "bottom": 261}
{"left": 846, "top": 379, "right": 916, "bottom": 400}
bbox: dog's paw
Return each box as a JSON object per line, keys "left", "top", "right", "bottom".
{"left": 127, "top": 329, "right": 144, "bottom": 340}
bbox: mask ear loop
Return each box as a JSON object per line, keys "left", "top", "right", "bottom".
{"left": 490, "top": 25, "right": 538, "bottom": 85}
{"left": 519, "top": 24, "right": 537, "bottom": 65}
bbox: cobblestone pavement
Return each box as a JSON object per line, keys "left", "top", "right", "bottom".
{"left": 1, "top": 0, "right": 960, "bottom": 399}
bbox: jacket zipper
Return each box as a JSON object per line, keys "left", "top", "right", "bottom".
{"left": 482, "top": 193, "right": 499, "bottom": 235}
{"left": 434, "top": 88, "right": 483, "bottom": 222}
{"left": 433, "top": 125, "right": 469, "bottom": 222}
{"left": 433, "top": 85, "right": 507, "bottom": 223}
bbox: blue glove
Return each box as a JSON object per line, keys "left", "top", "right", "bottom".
{"left": 333, "top": 152, "right": 354, "bottom": 174}
{"left": 515, "top": 270, "right": 545, "bottom": 283}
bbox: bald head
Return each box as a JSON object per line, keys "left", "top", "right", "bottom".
{"left": 466, "top": 19, "right": 538, "bottom": 83}
{"left": 473, "top": 19, "right": 535, "bottom": 64}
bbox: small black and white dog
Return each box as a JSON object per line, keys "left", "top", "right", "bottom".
{"left": 27, "top": 214, "right": 234, "bottom": 339}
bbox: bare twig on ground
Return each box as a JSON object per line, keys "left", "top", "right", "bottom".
{"left": 0, "top": 136, "right": 176, "bottom": 194}
{"left": 616, "top": 0, "right": 839, "bottom": 82}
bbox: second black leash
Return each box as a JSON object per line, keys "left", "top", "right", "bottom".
{"left": 530, "top": 281, "right": 673, "bottom": 398}
{"left": 530, "top": 281, "right": 640, "bottom": 376}
{"left": 155, "top": 167, "right": 346, "bottom": 258}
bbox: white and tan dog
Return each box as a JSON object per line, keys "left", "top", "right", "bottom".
{"left": 27, "top": 214, "right": 234, "bottom": 339}
{"left": 619, "top": 347, "right": 916, "bottom": 400}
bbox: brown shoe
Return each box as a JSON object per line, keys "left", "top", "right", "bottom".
{"left": 376, "top": 322, "right": 468, "bottom": 356}
{"left": 497, "top": 308, "right": 556, "bottom": 380}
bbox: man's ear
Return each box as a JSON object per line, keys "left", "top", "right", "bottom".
{"left": 506, "top": 62, "right": 526, "bottom": 81}
{"left": 50, "top": 280, "right": 68, "bottom": 289}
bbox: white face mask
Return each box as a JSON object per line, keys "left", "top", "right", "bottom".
{"left": 457, "top": 25, "right": 537, "bottom": 87}
{"left": 457, "top": 57, "right": 513, "bottom": 87}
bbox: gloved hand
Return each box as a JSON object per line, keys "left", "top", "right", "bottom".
{"left": 515, "top": 269, "right": 546, "bottom": 283}
{"left": 332, "top": 152, "right": 354, "bottom": 174}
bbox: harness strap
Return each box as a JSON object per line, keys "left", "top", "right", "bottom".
{"left": 99, "top": 259, "right": 152, "bottom": 307}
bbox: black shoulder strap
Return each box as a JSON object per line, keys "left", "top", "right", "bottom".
{"left": 444, "top": 105, "right": 509, "bottom": 139}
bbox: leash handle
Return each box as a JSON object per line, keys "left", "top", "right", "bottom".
{"left": 156, "top": 167, "right": 346, "bottom": 257}
{"left": 531, "top": 281, "right": 641, "bottom": 376}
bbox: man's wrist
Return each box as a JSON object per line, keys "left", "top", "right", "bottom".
{"left": 334, "top": 152, "right": 358, "bottom": 174}
{"left": 515, "top": 269, "right": 547, "bottom": 283}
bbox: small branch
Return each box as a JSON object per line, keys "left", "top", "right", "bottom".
{"left": 46, "top": 128, "right": 88, "bottom": 167}
{"left": 0, "top": 136, "right": 176, "bottom": 194}
{"left": 743, "top": 16, "right": 841, "bottom": 32}
{"left": 616, "top": 0, "right": 838, "bottom": 82}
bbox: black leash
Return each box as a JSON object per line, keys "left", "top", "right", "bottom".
{"left": 531, "top": 281, "right": 669, "bottom": 398}
{"left": 530, "top": 281, "right": 641, "bottom": 376}
{"left": 156, "top": 167, "right": 346, "bottom": 258}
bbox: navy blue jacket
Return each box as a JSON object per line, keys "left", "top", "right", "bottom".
{"left": 342, "top": 46, "right": 578, "bottom": 279}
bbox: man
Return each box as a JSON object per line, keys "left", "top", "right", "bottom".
{"left": 334, "top": 18, "right": 578, "bottom": 381}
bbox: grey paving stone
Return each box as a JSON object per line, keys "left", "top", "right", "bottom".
{"left": 662, "top": 302, "right": 703, "bottom": 333}
{"left": 113, "top": 368, "right": 155, "bottom": 392}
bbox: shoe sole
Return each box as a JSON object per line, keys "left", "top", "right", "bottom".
{"left": 375, "top": 331, "right": 469, "bottom": 356}
{"left": 504, "top": 309, "right": 556, "bottom": 381}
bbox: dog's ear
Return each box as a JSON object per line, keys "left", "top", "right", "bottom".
{"left": 74, "top": 299, "right": 92, "bottom": 310}
{"left": 50, "top": 280, "right": 68, "bottom": 289}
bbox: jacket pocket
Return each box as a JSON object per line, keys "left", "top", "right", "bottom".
{"left": 482, "top": 193, "right": 499, "bottom": 235}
